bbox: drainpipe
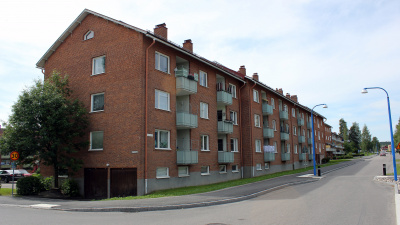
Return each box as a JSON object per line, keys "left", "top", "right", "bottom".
{"left": 249, "top": 81, "right": 257, "bottom": 177}
{"left": 239, "top": 81, "right": 246, "bottom": 178}
{"left": 145, "top": 38, "right": 156, "bottom": 195}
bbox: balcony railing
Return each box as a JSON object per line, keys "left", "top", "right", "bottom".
{"left": 218, "top": 120, "right": 234, "bottom": 134}
{"left": 298, "top": 135, "right": 305, "bottom": 143}
{"left": 279, "top": 111, "right": 289, "bottom": 120}
{"left": 176, "top": 151, "right": 198, "bottom": 165}
{"left": 218, "top": 151, "right": 234, "bottom": 164}
{"left": 262, "top": 102, "right": 273, "bottom": 115}
{"left": 264, "top": 152, "right": 275, "bottom": 162}
{"left": 176, "top": 112, "right": 198, "bottom": 129}
{"left": 263, "top": 127, "right": 274, "bottom": 138}
{"left": 216, "top": 83, "right": 232, "bottom": 105}
{"left": 297, "top": 118, "right": 305, "bottom": 126}
{"left": 280, "top": 132, "right": 289, "bottom": 141}
{"left": 299, "top": 153, "right": 307, "bottom": 161}
{"left": 308, "top": 153, "right": 313, "bottom": 160}
{"left": 176, "top": 69, "right": 197, "bottom": 96}
{"left": 308, "top": 138, "right": 312, "bottom": 145}
{"left": 281, "top": 153, "right": 290, "bottom": 161}
{"left": 307, "top": 121, "right": 312, "bottom": 129}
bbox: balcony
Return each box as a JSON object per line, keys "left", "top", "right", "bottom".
{"left": 297, "top": 118, "right": 305, "bottom": 126}
{"left": 308, "top": 153, "right": 313, "bottom": 160}
{"left": 279, "top": 111, "right": 289, "bottom": 120}
{"left": 308, "top": 138, "right": 312, "bottom": 145}
{"left": 218, "top": 151, "right": 234, "bottom": 164}
{"left": 176, "top": 151, "right": 198, "bottom": 165}
{"left": 280, "top": 132, "right": 289, "bottom": 141}
{"left": 176, "top": 112, "right": 198, "bottom": 129}
{"left": 281, "top": 153, "right": 290, "bottom": 161}
{"left": 264, "top": 152, "right": 275, "bottom": 162}
{"left": 176, "top": 68, "right": 197, "bottom": 96}
{"left": 298, "top": 136, "right": 305, "bottom": 143}
{"left": 262, "top": 102, "right": 273, "bottom": 115}
{"left": 307, "top": 121, "right": 312, "bottom": 129}
{"left": 263, "top": 127, "right": 274, "bottom": 138}
{"left": 299, "top": 153, "right": 307, "bottom": 161}
{"left": 217, "top": 91, "right": 233, "bottom": 106}
{"left": 218, "top": 120, "right": 233, "bottom": 134}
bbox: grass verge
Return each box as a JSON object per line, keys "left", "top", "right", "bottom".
{"left": 0, "top": 188, "right": 13, "bottom": 196}
{"left": 103, "top": 159, "right": 351, "bottom": 201}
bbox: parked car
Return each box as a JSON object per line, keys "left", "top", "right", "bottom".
{"left": 0, "top": 170, "right": 12, "bottom": 183}
{"left": 380, "top": 151, "right": 386, "bottom": 156}
{"left": 17, "top": 169, "right": 32, "bottom": 177}
{"left": 5, "top": 170, "right": 24, "bottom": 180}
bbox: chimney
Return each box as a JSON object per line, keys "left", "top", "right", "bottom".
{"left": 238, "top": 65, "right": 246, "bottom": 76}
{"left": 286, "top": 93, "right": 291, "bottom": 98}
{"left": 278, "top": 88, "right": 283, "bottom": 94}
{"left": 252, "top": 73, "right": 259, "bottom": 81}
{"left": 290, "top": 95, "right": 298, "bottom": 102}
{"left": 183, "top": 39, "right": 193, "bottom": 52}
{"left": 154, "top": 23, "right": 167, "bottom": 39}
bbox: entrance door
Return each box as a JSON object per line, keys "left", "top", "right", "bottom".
{"left": 110, "top": 168, "right": 137, "bottom": 198}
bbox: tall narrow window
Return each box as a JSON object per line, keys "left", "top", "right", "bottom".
{"left": 271, "top": 98, "right": 275, "bottom": 109}
{"left": 292, "top": 108, "right": 296, "bottom": 117}
{"left": 90, "top": 131, "right": 104, "bottom": 150}
{"left": 231, "top": 138, "right": 238, "bottom": 152}
{"left": 201, "top": 135, "right": 209, "bottom": 151}
{"left": 91, "top": 93, "right": 104, "bottom": 112}
{"left": 254, "top": 114, "right": 261, "bottom": 127}
{"left": 294, "top": 145, "right": 298, "bottom": 154}
{"left": 155, "top": 52, "right": 170, "bottom": 73}
{"left": 92, "top": 56, "right": 105, "bottom": 75}
{"left": 155, "top": 90, "right": 170, "bottom": 111}
{"left": 230, "top": 111, "right": 238, "bottom": 125}
{"left": 229, "top": 84, "right": 237, "bottom": 98}
{"left": 272, "top": 120, "right": 276, "bottom": 131}
{"left": 287, "top": 143, "right": 291, "bottom": 153}
{"left": 199, "top": 71, "right": 207, "bottom": 87}
{"left": 200, "top": 102, "right": 209, "bottom": 119}
{"left": 255, "top": 139, "right": 262, "bottom": 152}
{"left": 274, "top": 141, "right": 278, "bottom": 153}
{"left": 293, "top": 126, "right": 297, "bottom": 136}
{"left": 253, "top": 90, "right": 259, "bottom": 103}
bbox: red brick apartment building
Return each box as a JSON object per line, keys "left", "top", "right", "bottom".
{"left": 36, "top": 9, "right": 330, "bottom": 198}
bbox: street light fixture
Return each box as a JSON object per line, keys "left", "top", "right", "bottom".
{"left": 361, "top": 87, "right": 397, "bottom": 181}
{"left": 311, "top": 104, "right": 328, "bottom": 176}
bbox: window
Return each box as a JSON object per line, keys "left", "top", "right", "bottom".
{"left": 91, "top": 93, "right": 104, "bottom": 112}
{"left": 84, "top": 30, "right": 94, "bottom": 40}
{"left": 271, "top": 98, "right": 275, "bottom": 109}
{"left": 272, "top": 120, "right": 277, "bottom": 131}
{"left": 274, "top": 141, "right": 278, "bottom": 153}
{"left": 92, "top": 56, "right": 105, "bottom": 75}
{"left": 90, "top": 131, "right": 104, "bottom": 150}
{"left": 156, "top": 167, "right": 169, "bottom": 178}
{"left": 318, "top": 131, "right": 320, "bottom": 140}
{"left": 231, "top": 138, "right": 238, "bottom": 152}
{"left": 254, "top": 114, "right": 261, "bottom": 127}
{"left": 201, "top": 135, "right": 209, "bottom": 151}
{"left": 178, "top": 166, "right": 189, "bottom": 177}
{"left": 292, "top": 108, "right": 296, "bottom": 117}
{"left": 200, "top": 102, "right": 208, "bottom": 119}
{"left": 293, "top": 126, "right": 297, "bottom": 136}
{"left": 155, "top": 130, "right": 170, "bottom": 149}
{"left": 283, "top": 104, "right": 288, "bottom": 112}
{"left": 253, "top": 90, "right": 259, "bottom": 103}
{"left": 232, "top": 165, "right": 239, "bottom": 172}
{"left": 287, "top": 143, "right": 291, "bottom": 153}
{"left": 219, "top": 165, "right": 227, "bottom": 173}
{"left": 229, "top": 84, "right": 237, "bottom": 98}
{"left": 230, "top": 111, "right": 238, "bottom": 125}
{"left": 294, "top": 145, "right": 298, "bottom": 154}
{"left": 256, "top": 163, "right": 262, "bottom": 170}
{"left": 199, "top": 71, "right": 207, "bottom": 87}
{"left": 201, "top": 166, "right": 210, "bottom": 175}
{"left": 155, "top": 90, "right": 170, "bottom": 111}
{"left": 265, "top": 163, "right": 269, "bottom": 170}
{"left": 286, "top": 124, "right": 290, "bottom": 134}
{"left": 155, "top": 52, "right": 170, "bottom": 73}
{"left": 255, "top": 139, "right": 262, "bottom": 152}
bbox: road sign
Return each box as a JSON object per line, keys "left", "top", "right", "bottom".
{"left": 10, "top": 151, "right": 19, "bottom": 161}
{"left": 396, "top": 143, "right": 400, "bottom": 150}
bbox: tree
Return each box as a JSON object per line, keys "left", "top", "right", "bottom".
{"left": 0, "top": 71, "right": 88, "bottom": 188}
{"left": 394, "top": 117, "right": 400, "bottom": 147}
{"left": 361, "top": 124, "right": 372, "bottom": 152}
{"left": 348, "top": 122, "right": 361, "bottom": 152}
{"left": 339, "top": 118, "right": 348, "bottom": 141}
{"left": 371, "top": 137, "right": 380, "bottom": 152}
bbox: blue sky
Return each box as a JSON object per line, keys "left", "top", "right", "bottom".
{"left": 0, "top": 0, "right": 399, "bottom": 142}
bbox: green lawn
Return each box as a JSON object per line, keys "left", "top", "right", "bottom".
{"left": 0, "top": 188, "right": 12, "bottom": 196}
{"left": 104, "top": 159, "right": 351, "bottom": 201}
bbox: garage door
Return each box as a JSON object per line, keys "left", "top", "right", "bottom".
{"left": 84, "top": 168, "right": 107, "bottom": 199}
{"left": 110, "top": 168, "right": 137, "bottom": 198}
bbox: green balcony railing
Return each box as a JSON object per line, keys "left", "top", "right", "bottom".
{"left": 176, "top": 112, "right": 198, "bottom": 129}
{"left": 218, "top": 121, "right": 233, "bottom": 134}
{"left": 280, "top": 132, "right": 289, "bottom": 141}
{"left": 281, "top": 153, "right": 290, "bottom": 161}
{"left": 217, "top": 91, "right": 233, "bottom": 105}
{"left": 263, "top": 127, "right": 274, "bottom": 138}
{"left": 176, "top": 76, "right": 197, "bottom": 96}
{"left": 279, "top": 111, "right": 289, "bottom": 120}
{"left": 299, "top": 153, "right": 307, "bottom": 161}
{"left": 307, "top": 121, "right": 312, "bottom": 129}
{"left": 262, "top": 102, "right": 273, "bottom": 115}
{"left": 264, "top": 152, "right": 275, "bottom": 162}
{"left": 218, "top": 151, "right": 234, "bottom": 164}
{"left": 176, "top": 151, "right": 198, "bottom": 165}
{"left": 298, "top": 118, "right": 305, "bottom": 126}
{"left": 308, "top": 153, "right": 313, "bottom": 160}
{"left": 298, "top": 135, "right": 305, "bottom": 143}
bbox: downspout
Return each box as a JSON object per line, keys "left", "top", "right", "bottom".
{"left": 239, "top": 81, "right": 246, "bottom": 178}
{"left": 145, "top": 38, "right": 156, "bottom": 195}
{"left": 249, "top": 81, "right": 257, "bottom": 177}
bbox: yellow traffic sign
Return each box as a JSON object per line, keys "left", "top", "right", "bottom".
{"left": 396, "top": 143, "right": 400, "bottom": 150}
{"left": 10, "top": 151, "right": 19, "bottom": 161}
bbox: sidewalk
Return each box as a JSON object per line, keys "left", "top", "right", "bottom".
{"left": 0, "top": 158, "right": 361, "bottom": 212}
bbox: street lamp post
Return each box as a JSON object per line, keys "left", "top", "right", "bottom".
{"left": 311, "top": 104, "right": 328, "bottom": 176}
{"left": 362, "top": 87, "right": 397, "bottom": 181}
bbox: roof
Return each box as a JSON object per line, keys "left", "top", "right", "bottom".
{"left": 36, "top": 9, "right": 245, "bottom": 83}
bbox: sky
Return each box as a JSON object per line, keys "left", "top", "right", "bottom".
{"left": 0, "top": 0, "right": 399, "bottom": 142}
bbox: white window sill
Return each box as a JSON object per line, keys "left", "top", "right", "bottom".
{"left": 200, "top": 117, "right": 209, "bottom": 120}
{"left": 156, "top": 176, "right": 170, "bottom": 179}
{"left": 231, "top": 151, "right": 239, "bottom": 153}
{"left": 219, "top": 172, "right": 227, "bottom": 174}
{"left": 232, "top": 171, "right": 239, "bottom": 173}
{"left": 201, "top": 149, "right": 210, "bottom": 152}
{"left": 155, "top": 148, "right": 171, "bottom": 151}
{"left": 155, "top": 108, "right": 171, "bottom": 112}
{"left": 89, "top": 149, "right": 103, "bottom": 151}
{"left": 265, "top": 168, "right": 270, "bottom": 170}
{"left": 256, "top": 169, "right": 262, "bottom": 171}
{"left": 201, "top": 173, "right": 210, "bottom": 176}
{"left": 90, "top": 110, "right": 104, "bottom": 113}
{"left": 91, "top": 72, "right": 105, "bottom": 76}
{"left": 178, "top": 175, "right": 190, "bottom": 178}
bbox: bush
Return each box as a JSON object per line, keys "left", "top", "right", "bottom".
{"left": 61, "top": 179, "right": 80, "bottom": 197}
{"left": 321, "top": 157, "right": 330, "bottom": 164}
{"left": 42, "top": 176, "right": 53, "bottom": 190}
{"left": 16, "top": 176, "right": 44, "bottom": 195}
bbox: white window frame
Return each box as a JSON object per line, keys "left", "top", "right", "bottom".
{"left": 155, "top": 51, "right": 170, "bottom": 73}
{"left": 155, "top": 129, "right": 170, "bottom": 150}
{"left": 256, "top": 163, "right": 262, "bottom": 171}
{"left": 287, "top": 143, "right": 291, "bottom": 153}
{"left": 89, "top": 131, "right": 104, "bottom": 151}
{"left": 178, "top": 166, "right": 189, "bottom": 177}
{"left": 155, "top": 89, "right": 170, "bottom": 111}
{"left": 274, "top": 141, "right": 278, "bottom": 153}
{"left": 219, "top": 165, "right": 227, "bottom": 173}
{"left": 230, "top": 111, "right": 238, "bottom": 125}
{"left": 254, "top": 114, "right": 261, "bottom": 127}
{"left": 201, "top": 135, "right": 209, "bottom": 151}
{"left": 201, "top": 166, "right": 210, "bottom": 175}
{"left": 92, "top": 55, "right": 105, "bottom": 75}
{"left": 156, "top": 167, "right": 169, "bottom": 179}
{"left": 253, "top": 89, "right": 259, "bottom": 103}
{"left": 91, "top": 93, "right": 104, "bottom": 112}
{"left": 200, "top": 102, "right": 209, "bottom": 119}
{"left": 255, "top": 139, "right": 262, "bottom": 153}
{"left": 292, "top": 108, "right": 296, "bottom": 117}
{"left": 271, "top": 98, "right": 275, "bottom": 109}
{"left": 272, "top": 120, "right": 277, "bottom": 131}
{"left": 84, "top": 30, "right": 94, "bottom": 40}
{"left": 231, "top": 138, "right": 238, "bottom": 152}
{"left": 229, "top": 83, "right": 237, "bottom": 98}
{"left": 293, "top": 126, "right": 297, "bottom": 136}
{"left": 199, "top": 70, "right": 208, "bottom": 87}
{"left": 265, "top": 163, "right": 270, "bottom": 170}
{"left": 294, "top": 145, "right": 298, "bottom": 154}
{"left": 232, "top": 164, "right": 239, "bottom": 173}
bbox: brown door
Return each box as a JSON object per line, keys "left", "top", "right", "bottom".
{"left": 84, "top": 168, "right": 107, "bottom": 199}
{"left": 110, "top": 168, "right": 137, "bottom": 198}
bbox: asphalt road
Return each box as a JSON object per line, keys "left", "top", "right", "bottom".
{"left": 0, "top": 156, "right": 396, "bottom": 225}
